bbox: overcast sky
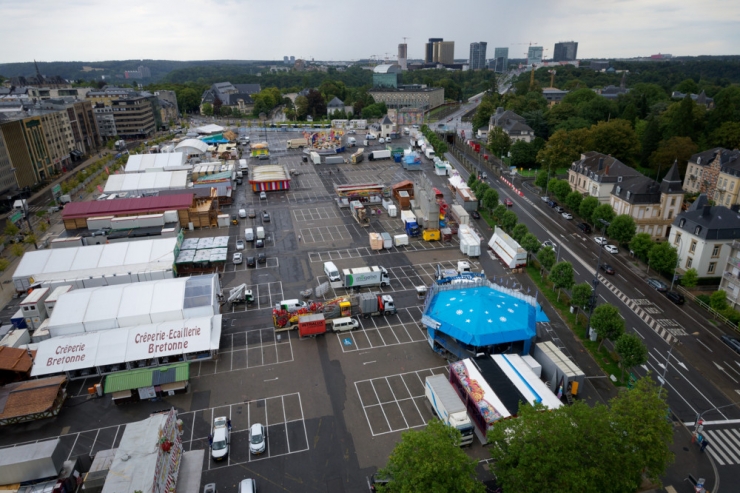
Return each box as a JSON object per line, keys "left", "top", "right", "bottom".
{"left": 2, "top": 0, "right": 739, "bottom": 63}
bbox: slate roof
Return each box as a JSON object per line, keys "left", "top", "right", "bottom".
{"left": 489, "top": 107, "right": 533, "bottom": 136}
{"left": 660, "top": 161, "right": 683, "bottom": 194}
{"left": 673, "top": 194, "right": 740, "bottom": 240}
{"left": 380, "top": 115, "right": 393, "bottom": 125}
{"left": 612, "top": 175, "right": 661, "bottom": 204}
{"left": 571, "top": 152, "right": 641, "bottom": 183}
{"left": 202, "top": 82, "right": 261, "bottom": 107}
{"left": 327, "top": 97, "right": 344, "bottom": 108}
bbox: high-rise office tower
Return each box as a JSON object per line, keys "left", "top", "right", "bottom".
{"left": 493, "top": 47, "right": 509, "bottom": 73}
{"left": 469, "top": 42, "right": 487, "bottom": 70}
{"left": 553, "top": 41, "right": 578, "bottom": 61}
{"left": 433, "top": 41, "right": 455, "bottom": 64}
{"left": 426, "top": 38, "right": 443, "bottom": 64}
{"left": 527, "top": 46, "right": 544, "bottom": 66}
{"left": 398, "top": 43, "right": 408, "bottom": 70}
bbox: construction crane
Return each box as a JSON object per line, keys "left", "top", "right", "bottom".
{"left": 548, "top": 69, "right": 557, "bottom": 88}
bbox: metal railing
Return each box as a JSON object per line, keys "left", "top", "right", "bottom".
{"left": 676, "top": 285, "right": 739, "bottom": 332}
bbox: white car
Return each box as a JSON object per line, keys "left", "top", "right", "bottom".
{"left": 540, "top": 196, "right": 549, "bottom": 202}
{"left": 249, "top": 423, "right": 266, "bottom": 455}
{"left": 238, "top": 208, "right": 247, "bottom": 218}
{"left": 594, "top": 237, "right": 608, "bottom": 245}
{"left": 542, "top": 240, "right": 556, "bottom": 249}
{"left": 562, "top": 212, "right": 573, "bottom": 220}
{"left": 379, "top": 137, "right": 385, "bottom": 144}
{"left": 386, "top": 136, "right": 392, "bottom": 142}
{"left": 211, "top": 416, "right": 229, "bottom": 461}
{"left": 366, "top": 134, "right": 377, "bottom": 140}
{"left": 604, "top": 245, "right": 619, "bottom": 254}
{"left": 259, "top": 191, "right": 267, "bottom": 200}
{"left": 233, "top": 252, "right": 243, "bottom": 264}
{"left": 235, "top": 240, "right": 245, "bottom": 250}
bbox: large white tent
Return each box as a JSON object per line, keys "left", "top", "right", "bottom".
{"left": 174, "top": 139, "right": 209, "bottom": 156}
{"left": 124, "top": 153, "right": 189, "bottom": 173}
{"left": 12, "top": 237, "right": 178, "bottom": 291}
{"left": 104, "top": 171, "right": 189, "bottom": 195}
{"left": 46, "top": 274, "right": 219, "bottom": 337}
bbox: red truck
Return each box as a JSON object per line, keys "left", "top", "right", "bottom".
{"left": 298, "top": 314, "right": 326, "bottom": 337}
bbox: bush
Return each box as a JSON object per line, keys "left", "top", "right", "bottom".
{"left": 697, "top": 294, "right": 711, "bottom": 305}
{"left": 722, "top": 308, "right": 740, "bottom": 325}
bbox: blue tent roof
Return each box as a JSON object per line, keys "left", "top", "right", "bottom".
{"left": 424, "top": 286, "right": 545, "bottom": 347}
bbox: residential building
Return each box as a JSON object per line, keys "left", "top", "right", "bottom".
{"left": 610, "top": 161, "right": 683, "bottom": 240}
{"left": 488, "top": 107, "right": 534, "bottom": 143}
{"left": 326, "top": 97, "right": 353, "bottom": 116}
{"left": 568, "top": 152, "right": 643, "bottom": 203}
{"left": 0, "top": 130, "right": 16, "bottom": 196}
{"left": 94, "top": 105, "right": 117, "bottom": 139}
{"left": 86, "top": 86, "right": 136, "bottom": 106}
{"left": 426, "top": 38, "right": 443, "bottom": 64}
{"left": 368, "top": 86, "right": 445, "bottom": 111}
{"left": 26, "top": 87, "right": 93, "bottom": 101}
{"left": 596, "top": 84, "right": 629, "bottom": 100}
{"left": 683, "top": 148, "right": 740, "bottom": 206}
{"left": 379, "top": 115, "right": 394, "bottom": 137}
{"left": 719, "top": 240, "right": 740, "bottom": 308}
{"left": 155, "top": 90, "right": 179, "bottom": 126}
{"left": 527, "top": 46, "right": 544, "bottom": 66}
{"left": 542, "top": 88, "right": 569, "bottom": 104}
{"left": 671, "top": 90, "right": 714, "bottom": 108}
{"left": 123, "top": 65, "right": 151, "bottom": 80}
{"left": 433, "top": 41, "right": 455, "bottom": 65}
{"left": 110, "top": 95, "right": 156, "bottom": 139}
{"left": 469, "top": 42, "right": 488, "bottom": 70}
{"left": 398, "top": 43, "right": 408, "bottom": 70}
{"left": 372, "top": 64, "right": 401, "bottom": 89}
{"left": 493, "top": 47, "right": 509, "bottom": 73}
{"left": 8, "top": 61, "right": 68, "bottom": 89}
{"left": 553, "top": 41, "right": 578, "bottom": 62}
{"left": 200, "top": 82, "right": 261, "bottom": 115}
{"left": 669, "top": 194, "right": 740, "bottom": 279}
{"left": 590, "top": 61, "right": 610, "bottom": 71}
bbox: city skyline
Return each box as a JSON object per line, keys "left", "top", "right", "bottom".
{"left": 1, "top": 0, "right": 738, "bottom": 63}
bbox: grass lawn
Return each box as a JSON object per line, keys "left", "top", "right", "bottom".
{"left": 517, "top": 167, "right": 569, "bottom": 177}
{"left": 527, "top": 264, "right": 626, "bottom": 386}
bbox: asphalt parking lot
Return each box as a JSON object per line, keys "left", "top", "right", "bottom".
{"left": 0, "top": 130, "right": 498, "bottom": 493}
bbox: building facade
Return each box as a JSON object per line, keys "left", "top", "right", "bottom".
{"left": 94, "top": 105, "right": 117, "bottom": 139}
{"left": 155, "top": 90, "right": 179, "bottom": 127}
{"left": 0, "top": 131, "right": 16, "bottom": 196}
{"left": 368, "top": 87, "right": 445, "bottom": 111}
{"left": 527, "top": 46, "right": 544, "bottom": 66}
{"left": 469, "top": 42, "right": 488, "bottom": 70}
{"left": 372, "top": 64, "right": 401, "bottom": 89}
{"left": 568, "top": 152, "right": 643, "bottom": 203}
{"left": 110, "top": 96, "right": 156, "bottom": 139}
{"left": 609, "top": 162, "right": 683, "bottom": 240}
{"left": 40, "top": 99, "right": 101, "bottom": 155}
{"left": 669, "top": 195, "right": 740, "bottom": 279}
{"left": 200, "top": 82, "right": 261, "bottom": 115}
{"left": 719, "top": 240, "right": 740, "bottom": 308}
{"left": 488, "top": 107, "right": 534, "bottom": 143}
{"left": 683, "top": 148, "right": 740, "bottom": 207}
{"left": 398, "top": 43, "right": 408, "bottom": 70}
{"left": 493, "top": 47, "right": 509, "bottom": 73}
{"left": 553, "top": 42, "right": 578, "bottom": 61}
{"left": 434, "top": 41, "right": 455, "bottom": 64}
{"left": 426, "top": 38, "right": 443, "bottom": 64}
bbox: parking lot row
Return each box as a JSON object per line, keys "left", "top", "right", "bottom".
{"left": 222, "top": 281, "right": 284, "bottom": 312}
{"left": 338, "top": 306, "right": 427, "bottom": 352}
{"left": 307, "top": 238, "right": 461, "bottom": 261}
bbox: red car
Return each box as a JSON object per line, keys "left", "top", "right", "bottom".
{"left": 504, "top": 198, "right": 514, "bottom": 207}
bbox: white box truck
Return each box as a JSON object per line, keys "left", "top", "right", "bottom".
{"left": 380, "top": 232, "right": 393, "bottom": 249}
{"left": 368, "top": 149, "right": 391, "bottom": 161}
{"left": 393, "top": 234, "right": 409, "bottom": 247}
{"left": 310, "top": 151, "right": 321, "bottom": 165}
{"left": 425, "top": 375, "right": 474, "bottom": 446}
{"left": 488, "top": 226, "right": 527, "bottom": 268}
{"left": 341, "top": 266, "right": 390, "bottom": 288}
{"left": 424, "top": 148, "right": 436, "bottom": 159}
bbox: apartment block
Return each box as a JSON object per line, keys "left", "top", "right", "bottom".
{"left": 110, "top": 96, "right": 156, "bottom": 139}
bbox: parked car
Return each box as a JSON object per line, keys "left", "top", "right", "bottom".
{"left": 471, "top": 210, "right": 481, "bottom": 220}
{"left": 238, "top": 479, "right": 256, "bottom": 493}
{"left": 255, "top": 239, "right": 265, "bottom": 248}
{"left": 604, "top": 245, "right": 618, "bottom": 254}
{"left": 594, "top": 237, "right": 608, "bottom": 245}
{"left": 554, "top": 206, "right": 565, "bottom": 213}
{"left": 548, "top": 200, "right": 558, "bottom": 208}
{"left": 600, "top": 263, "right": 615, "bottom": 275}
{"left": 233, "top": 252, "right": 243, "bottom": 265}
{"left": 577, "top": 223, "right": 592, "bottom": 234}
{"left": 647, "top": 278, "right": 668, "bottom": 292}
{"left": 540, "top": 195, "right": 549, "bottom": 203}
{"left": 379, "top": 138, "right": 385, "bottom": 144}
{"left": 259, "top": 191, "right": 267, "bottom": 200}
{"left": 211, "top": 416, "right": 229, "bottom": 461}
{"left": 248, "top": 208, "right": 256, "bottom": 218}
{"left": 238, "top": 208, "right": 247, "bottom": 218}
{"left": 665, "top": 290, "right": 685, "bottom": 305}
{"left": 249, "top": 423, "right": 266, "bottom": 455}
{"left": 262, "top": 211, "right": 270, "bottom": 222}
{"left": 367, "top": 473, "right": 392, "bottom": 492}
{"left": 236, "top": 240, "right": 245, "bottom": 250}
{"left": 257, "top": 253, "right": 266, "bottom": 264}
{"left": 721, "top": 334, "right": 740, "bottom": 354}
{"left": 504, "top": 198, "right": 514, "bottom": 207}
{"left": 542, "top": 240, "right": 556, "bottom": 249}
{"left": 247, "top": 256, "right": 256, "bottom": 268}
{"left": 562, "top": 212, "right": 573, "bottom": 220}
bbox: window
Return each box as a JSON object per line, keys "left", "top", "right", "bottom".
{"left": 686, "top": 257, "right": 693, "bottom": 269}
{"left": 679, "top": 219, "right": 686, "bottom": 228}
{"left": 708, "top": 262, "right": 717, "bottom": 274}
{"left": 674, "top": 233, "right": 681, "bottom": 246}
{"left": 690, "top": 240, "right": 697, "bottom": 253}
{"left": 695, "top": 226, "right": 702, "bottom": 235}
{"left": 732, "top": 182, "right": 735, "bottom": 192}
{"left": 712, "top": 244, "right": 721, "bottom": 258}
{"left": 668, "top": 211, "right": 673, "bottom": 219}
{"left": 671, "top": 197, "right": 676, "bottom": 206}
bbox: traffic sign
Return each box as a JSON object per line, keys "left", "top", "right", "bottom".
{"left": 10, "top": 211, "right": 22, "bottom": 224}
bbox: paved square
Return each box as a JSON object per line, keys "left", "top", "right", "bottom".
{"left": 338, "top": 306, "right": 427, "bottom": 352}
{"left": 191, "top": 328, "right": 294, "bottom": 376}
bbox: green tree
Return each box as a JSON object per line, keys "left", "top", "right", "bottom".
{"left": 579, "top": 196, "right": 599, "bottom": 224}
{"left": 571, "top": 282, "right": 593, "bottom": 312}
{"left": 675, "top": 78, "right": 699, "bottom": 94}
{"left": 607, "top": 215, "right": 636, "bottom": 245}
{"left": 487, "top": 126, "right": 511, "bottom": 157}
{"left": 615, "top": 334, "right": 648, "bottom": 382}
{"left": 710, "top": 291, "right": 729, "bottom": 311}
{"left": 0, "top": 258, "right": 9, "bottom": 274}
{"left": 520, "top": 233, "right": 541, "bottom": 258}
{"left": 176, "top": 88, "right": 201, "bottom": 114}
{"left": 482, "top": 188, "right": 499, "bottom": 212}
{"left": 629, "top": 233, "right": 654, "bottom": 260}
{"left": 536, "top": 128, "right": 590, "bottom": 172}
{"left": 492, "top": 204, "right": 507, "bottom": 224}
{"left": 552, "top": 180, "right": 572, "bottom": 203}
{"left": 538, "top": 246, "right": 556, "bottom": 272}
{"left": 565, "top": 191, "right": 583, "bottom": 212}
{"left": 502, "top": 210, "right": 518, "bottom": 232}
{"left": 512, "top": 223, "right": 528, "bottom": 243}
{"left": 664, "top": 95, "right": 698, "bottom": 140}
{"left": 608, "top": 377, "right": 674, "bottom": 486}
{"left": 640, "top": 116, "right": 662, "bottom": 168}
{"left": 201, "top": 102, "right": 213, "bottom": 116}
{"left": 467, "top": 174, "right": 477, "bottom": 188}
{"left": 586, "top": 119, "right": 642, "bottom": 166}
{"left": 591, "top": 204, "right": 616, "bottom": 230}
{"left": 591, "top": 304, "right": 625, "bottom": 350}
{"left": 550, "top": 261, "right": 575, "bottom": 301}
{"left": 535, "top": 170, "right": 549, "bottom": 188}
{"left": 680, "top": 268, "right": 699, "bottom": 288}
{"left": 4, "top": 223, "right": 19, "bottom": 236}
{"left": 648, "top": 242, "right": 678, "bottom": 275}
{"left": 379, "top": 419, "right": 484, "bottom": 493}
{"left": 649, "top": 136, "right": 697, "bottom": 176}
{"left": 710, "top": 121, "right": 740, "bottom": 149}
{"left": 24, "top": 234, "right": 37, "bottom": 247}
{"left": 510, "top": 139, "right": 542, "bottom": 168}
{"left": 295, "top": 95, "right": 309, "bottom": 119}
{"left": 10, "top": 243, "right": 24, "bottom": 258}
{"left": 472, "top": 97, "right": 496, "bottom": 132}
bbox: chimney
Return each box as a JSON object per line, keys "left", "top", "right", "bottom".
{"left": 703, "top": 205, "right": 712, "bottom": 216}
{"left": 598, "top": 157, "right": 604, "bottom": 171}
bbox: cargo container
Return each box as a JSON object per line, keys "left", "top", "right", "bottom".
{"left": 380, "top": 232, "right": 393, "bottom": 249}
{"left": 341, "top": 266, "right": 389, "bottom": 288}
{"left": 309, "top": 151, "right": 321, "bottom": 165}
{"left": 287, "top": 138, "right": 308, "bottom": 149}
{"left": 394, "top": 234, "right": 409, "bottom": 247}
{"left": 325, "top": 155, "right": 345, "bottom": 165}
{"left": 369, "top": 232, "right": 383, "bottom": 250}
{"left": 298, "top": 313, "right": 327, "bottom": 337}
{"left": 449, "top": 205, "right": 470, "bottom": 226}
{"left": 0, "top": 438, "right": 66, "bottom": 484}
{"left": 357, "top": 292, "right": 397, "bottom": 318}
{"left": 425, "top": 375, "right": 474, "bottom": 446}
{"left": 368, "top": 149, "right": 391, "bottom": 161}
{"left": 488, "top": 227, "right": 527, "bottom": 268}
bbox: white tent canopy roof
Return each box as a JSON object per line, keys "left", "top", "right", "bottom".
{"left": 104, "top": 171, "right": 188, "bottom": 194}
{"left": 175, "top": 139, "right": 209, "bottom": 154}
{"left": 124, "top": 152, "right": 188, "bottom": 173}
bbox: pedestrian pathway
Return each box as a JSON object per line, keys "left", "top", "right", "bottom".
{"left": 702, "top": 427, "right": 740, "bottom": 466}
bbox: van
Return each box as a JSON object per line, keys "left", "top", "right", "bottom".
{"left": 287, "top": 138, "right": 308, "bottom": 149}
{"left": 278, "top": 299, "right": 307, "bottom": 312}
{"left": 324, "top": 261, "right": 340, "bottom": 282}
{"left": 348, "top": 137, "right": 356, "bottom": 147}
{"left": 403, "top": 127, "right": 410, "bottom": 135}
{"left": 245, "top": 228, "right": 255, "bottom": 242}
{"left": 331, "top": 317, "right": 359, "bottom": 332}
{"left": 256, "top": 226, "right": 265, "bottom": 239}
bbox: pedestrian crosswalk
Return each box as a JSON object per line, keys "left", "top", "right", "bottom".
{"left": 703, "top": 428, "right": 740, "bottom": 465}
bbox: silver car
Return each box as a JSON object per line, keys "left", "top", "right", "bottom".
{"left": 249, "top": 423, "right": 266, "bottom": 455}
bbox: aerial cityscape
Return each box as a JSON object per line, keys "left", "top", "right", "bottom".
{"left": 1, "top": 2, "right": 740, "bottom": 493}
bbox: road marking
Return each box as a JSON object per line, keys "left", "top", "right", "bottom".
{"left": 634, "top": 289, "right": 645, "bottom": 297}
{"left": 618, "top": 274, "right": 627, "bottom": 281}
{"left": 697, "top": 339, "right": 714, "bottom": 352}
{"left": 363, "top": 361, "right": 377, "bottom": 365}
{"left": 264, "top": 377, "right": 279, "bottom": 382}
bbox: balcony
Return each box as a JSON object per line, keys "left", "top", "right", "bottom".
{"left": 724, "top": 271, "right": 740, "bottom": 282}
{"left": 733, "top": 240, "right": 740, "bottom": 251}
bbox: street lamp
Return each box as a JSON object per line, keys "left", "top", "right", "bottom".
{"left": 670, "top": 236, "right": 683, "bottom": 291}
{"left": 587, "top": 218, "right": 610, "bottom": 339}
